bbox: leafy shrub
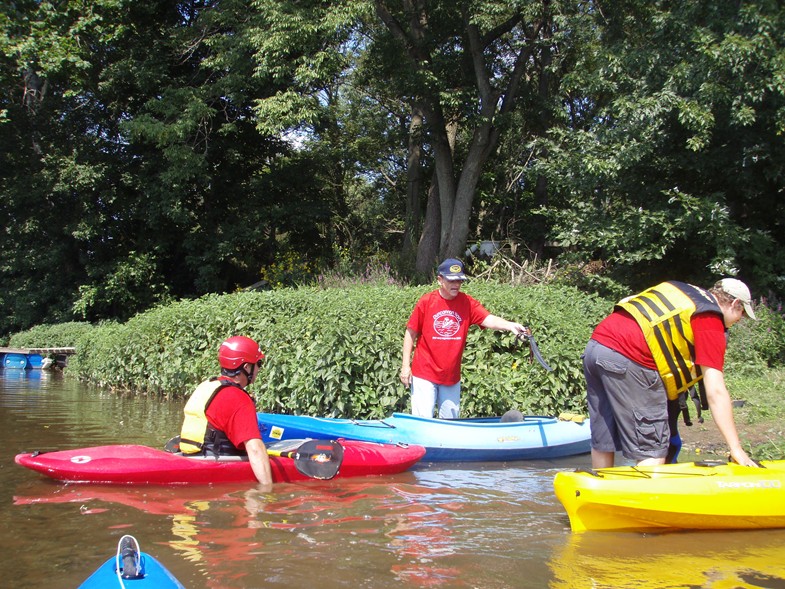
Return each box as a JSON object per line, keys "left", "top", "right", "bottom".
{"left": 259, "top": 252, "right": 317, "bottom": 288}
{"left": 725, "top": 299, "right": 785, "bottom": 374}
{"left": 457, "top": 283, "right": 610, "bottom": 416}
{"left": 66, "top": 283, "right": 612, "bottom": 417}
{"left": 8, "top": 322, "right": 95, "bottom": 348}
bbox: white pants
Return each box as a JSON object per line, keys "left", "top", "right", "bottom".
{"left": 410, "top": 376, "right": 461, "bottom": 418}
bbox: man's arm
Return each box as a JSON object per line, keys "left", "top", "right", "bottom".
{"left": 400, "top": 327, "right": 418, "bottom": 386}
{"left": 701, "top": 366, "right": 758, "bottom": 467}
{"left": 480, "top": 315, "right": 530, "bottom": 336}
{"left": 245, "top": 437, "right": 274, "bottom": 491}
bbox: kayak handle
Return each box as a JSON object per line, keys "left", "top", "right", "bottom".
{"left": 350, "top": 419, "right": 397, "bottom": 429}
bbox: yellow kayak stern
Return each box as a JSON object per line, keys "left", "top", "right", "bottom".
{"left": 554, "top": 460, "right": 785, "bottom": 532}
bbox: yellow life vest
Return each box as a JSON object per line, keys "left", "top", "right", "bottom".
{"left": 616, "top": 281, "right": 722, "bottom": 400}
{"left": 179, "top": 378, "right": 244, "bottom": 455}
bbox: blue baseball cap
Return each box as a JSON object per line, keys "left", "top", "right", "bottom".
{"left": 437, "top": 258, "right": 467, "bottom": 281}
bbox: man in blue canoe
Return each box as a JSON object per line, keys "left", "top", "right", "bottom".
{"left": 400, "top": 258, "right": 530, "bottom": 419}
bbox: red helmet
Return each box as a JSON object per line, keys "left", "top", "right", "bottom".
{"left": 218, "top": 336, "right": 264, "bottom": 370}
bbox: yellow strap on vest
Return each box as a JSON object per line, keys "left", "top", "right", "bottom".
{"left": 179, "top": 380, "right": 225, "bottom": 455}
{"left": 617, "top": 282, "right": 712, "bottom": 400}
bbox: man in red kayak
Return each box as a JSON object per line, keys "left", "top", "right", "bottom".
{"left": 400, "top": 258, "right": 530, "bottom": 419}
{"left": 178, "top": 335, "right": 273, "bottom": 489}
{"left": 583, "top": 279, "right": 759, "bottom": 468}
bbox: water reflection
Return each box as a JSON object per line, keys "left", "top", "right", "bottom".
{"left": 548, "top": 529, "right": 785, "bottom": 588}
{"left": 0, "top": 367, "right": 48, "bottom": 380}
{"left": 12, "top": 466, "right": 562, "bottom": 588}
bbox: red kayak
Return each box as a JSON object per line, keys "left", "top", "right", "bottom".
{"left": 14, "top": 439, "right": 425, "bottom": 485}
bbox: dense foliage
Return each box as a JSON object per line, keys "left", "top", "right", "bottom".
{"left": 65, "top": 283, "right": 611, "bottom": 417}
{"left": 8, "top": 321, "right": 94, "bottom": 349}
{"left": 20, "top": 280, "right": 785, "bottom": 424}
{"left": 2, "top": 1, "right": 785, "bottom": 338}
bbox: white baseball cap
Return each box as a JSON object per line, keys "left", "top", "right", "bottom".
{"left": 718, "top": 278, "right": 756, "bottom": 320}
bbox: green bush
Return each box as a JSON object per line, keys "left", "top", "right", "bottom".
{"left": 40, "top": 283, "right": 784, "bottom": 420}
{"left": 725, "top": 300, "right": 785, "bottom": 374}
{"left": 66, "top": 283, "right": 612, "bottom": 417}
{"left": 8, "top": 322, "right": 95, "bottom": 348}
{"left": 457, "top": 283, "right": 610, "bottom": 416}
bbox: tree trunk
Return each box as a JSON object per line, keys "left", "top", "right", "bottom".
{"left": 416, "top": 174, "right": 441, "bottom": 277}
{"left": 376, "top": 1, "right": 546, "bottom": 269}
{"left": 401, "top": 108, "right": 423, "bottom": 263}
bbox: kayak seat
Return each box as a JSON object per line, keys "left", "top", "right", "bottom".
{"left": 500, "top": 410, "right": 524, "bottom": 423}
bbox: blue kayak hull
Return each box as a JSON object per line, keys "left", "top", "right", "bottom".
{"left": 78, "top": 552, "right": 185, "bottom": 589}
{"left": 258, "top": 412, "right": 591, "bottom": 462}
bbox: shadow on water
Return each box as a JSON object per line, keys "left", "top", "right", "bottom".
{"left": 3, "top": 370, "right": 785, "bottom": 588}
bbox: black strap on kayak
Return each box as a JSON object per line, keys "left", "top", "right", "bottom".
{"left": 351, "top": 418, "right": 396, "bottom": 429}
{"left": 726, "top": 455, "right": 766, "bottom": 468}
{"left": 516, "top": 332, "right": 553, "bottom": 372}
{"left": 575, "top": 467, "right": 604, "bottom": 477}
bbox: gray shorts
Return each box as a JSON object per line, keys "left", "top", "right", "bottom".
{"left": 583, "top": 339, "right": 669, "bottom": 461}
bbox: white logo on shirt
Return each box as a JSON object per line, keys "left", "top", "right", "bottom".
{"left": 433, "top": 310, "right": 462, "bottom": 338}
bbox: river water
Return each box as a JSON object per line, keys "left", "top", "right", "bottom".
{"left": 3, "top": 370, "right": 785, "bottom": 588}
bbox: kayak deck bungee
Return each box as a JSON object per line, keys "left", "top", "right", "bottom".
{"left": 554, "top": 459, "right": 785, "bottom": 532}
{"left": 78, "top": 534, "right": 185, "bottom": 589}
{"left": 257, "top": 411, "right": 591, "bottom": 461}
{"left": 15, "top": 439, "right": 425, "bottom": 485}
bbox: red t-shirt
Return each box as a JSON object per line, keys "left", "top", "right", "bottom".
{"left": 205, "top": 385, "right": 261, "bottom": 450}
{"left": 591, "top": 309, "right": 727, "bottom": 371}
{"left": 407, "top": 290, "right": 490, "bottom": 385}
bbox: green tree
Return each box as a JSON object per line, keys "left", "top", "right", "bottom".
{"left": 248, "top": 1, "right": 595, "bottom": 275}
{"left": 0, "top": 0, "right": 335, "bottom": 332}
{"left": 536, "top": 0, "right": 785, "bottom": 295}
{"left": 0, "top": 0, "right": 139, "bottom": 331}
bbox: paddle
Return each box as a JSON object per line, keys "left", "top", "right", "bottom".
{"left": 516, "top": 332, "right": 553, "bottom": 372}
{"left": 267, "top": 439, "right": 344, "bottom": 480}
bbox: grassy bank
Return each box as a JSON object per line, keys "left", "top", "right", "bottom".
{"left": 673, "top": 367, "right": 785, "bottom": 462}
{"left": 723, "top": 368, "right": 785, "bottom": 460}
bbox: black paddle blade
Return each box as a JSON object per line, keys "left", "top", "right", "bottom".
{"left": 273, "top": 439, "right": 344, "bottom": 480}
{"left": 516, "top": 333, "right": 553, "bottom": 372}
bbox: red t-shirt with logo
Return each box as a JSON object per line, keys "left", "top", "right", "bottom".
{"left": 407, "top": 290, "right": 490, "bottom": 385}
{"left": 205, "top": 384, "right": 262, "bottom": 450}
{"left": 591, "top": 309, "right": 727, "bottom": 371}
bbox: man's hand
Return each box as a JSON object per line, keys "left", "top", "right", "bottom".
{"left": 400, "top": 366, "right": 412, "bottom": 387}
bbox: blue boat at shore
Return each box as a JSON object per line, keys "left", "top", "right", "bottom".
{"left": 257, "top": 412, "right": 591, "bottom": 462}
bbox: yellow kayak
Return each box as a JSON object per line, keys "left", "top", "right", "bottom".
{"left": 553, "top": 460, "right": 785, "bottom": 532}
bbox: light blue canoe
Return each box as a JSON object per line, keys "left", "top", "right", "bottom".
{"left": 257, "top": 412, "right": 590, "bottom": 462}
{"left": 78, "top": 535, "right": 185, "bottom": 589}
